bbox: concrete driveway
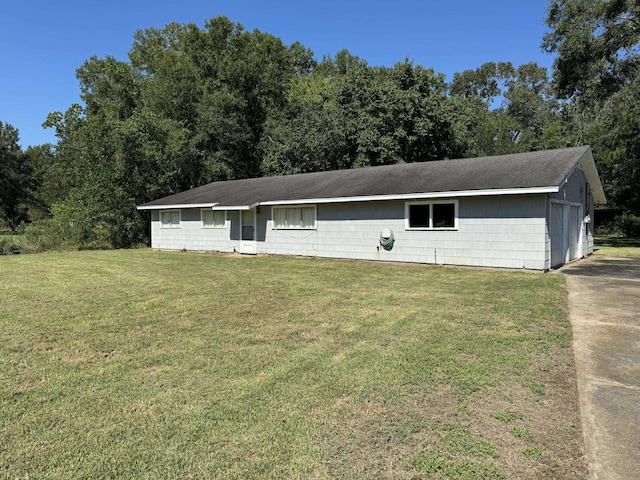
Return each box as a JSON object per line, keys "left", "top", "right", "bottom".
{"left": 561, "top": 256, "right": 640, "bottom": 479}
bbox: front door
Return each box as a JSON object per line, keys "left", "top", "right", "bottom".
{"left": 239, "top": 209, "right": 257, "bottom": 254}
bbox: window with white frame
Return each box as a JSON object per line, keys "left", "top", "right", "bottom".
{"left": 406, "top": 201, "right": 457, "bottom": 229}
{"left": 272, "top": 206, "right": 316, "bottom": 229}
{"left": 201, "top": 209, "right": 226, "bottom": 228}
{"left": 160, "top": 210, "right": 181, "bottom": 228}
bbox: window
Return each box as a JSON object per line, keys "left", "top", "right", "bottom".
{"left": 432, "top": 203, "right": 455, "bottom": 228}
{"left": 406, "top": 201, "right": 457, "bottom": 230}
{"left": 273, "top": 206, "right": 316, "bottom": 229}
{"left": 408, "top": 204, "right": 430, "bottom": 228}
{"left": 201, "top": 209, "right": 226, "bottom": 228}
{"left": 160, "top": 210, "right": 181, "bottom": 228}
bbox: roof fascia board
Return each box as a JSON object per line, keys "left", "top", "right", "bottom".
{"left": 211, "top": 203, "right": 259, "bottom": 211}
{"left": 259, "top": 187, "right": 559, "bottom": 206}
{"left": 137, "top": 185, "right": 578, "bottom": 211}
{"left": 577, "top": 147, "right": 607, "bottom": 205}
{"left": 137, "top": 203, "right": 219, "bottom": 211}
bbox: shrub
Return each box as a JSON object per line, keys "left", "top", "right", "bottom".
{"left": 77, "top": 226, "right": 112, "bottom": 251}
{"left": 0, "top": 237, "right": 21, "bottom": 255}
{"left": 612, "top": 215, "right": 640, "bottom": 237}
{"left": 3, "top": 207, "right": 147, "bottom": 254}
{"left": 20, "top": 218, "right": 118, "bottom": 254}
{"left": 20, "top": 219, "right": 65, "bottom": 253}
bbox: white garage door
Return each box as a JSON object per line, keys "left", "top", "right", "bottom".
{"left": 550, "top": 203, "right": 564, "bottom": 268}
{"left": 568, "top": 205, "right": 581, "bottom": 262}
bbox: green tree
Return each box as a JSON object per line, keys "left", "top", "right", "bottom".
{"left": 543, "top": 0, "right": 640, "bottom": 214}
{"left": 503, "top": 63, "right": 556, "bottom": 137}
{"left": 45, "top": 60, "right": 192, "bottom": 246}
{"left": 0, "top": 122, "right": 33, "bottom": 231}
{"left": 261, "top": 52, "right": 475, "bottom": 175}
{"left": 44, "top": 17, "right": 313, "bottom": 247}
{"left": 585, "top": 81, "right": 640, "bottom": 212}
{"left": 260, "top": 73, "right": 348, "bottom": 175}
{"left": 543, "top": 0, "right": 640, "bottom": 99}
{"left": 450, "top": 61, "right": 514, "bottom": 106}
{"left": 22, "top": 143, "right": 56, "bottom": 220}
{"left": 129, "top": 17, "right": 313, "bottom": 183}
{"left": 451, "top": 62, "right": 564, "bottom": 156}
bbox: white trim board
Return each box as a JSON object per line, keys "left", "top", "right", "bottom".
{"left": 260, "top": 186, "right": 558, "bottom": 206}
{"left": 138, "top": 186, "right": 559, "bottom": 211}
{"left": 211, "top": 203, "right": 259, "bottom": 211}
{"left": 138, "top": 203, "right": 218, "bottom": 211}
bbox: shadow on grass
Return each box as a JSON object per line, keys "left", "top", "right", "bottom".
{"left": 594, "top": 235, "right": 640, "bottom": 248}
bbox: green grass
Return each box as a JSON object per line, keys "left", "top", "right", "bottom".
{"left": 511, "top": 427, "right": 530, "bottom": 439}
{"left": 0, "top": 250, "right": 586, "bottom": 478}
{"left": 594, "top": 235, "right": 640, "bottom": 257}
{"left": 492, "top": 411, "right": 524, "bottom": 424}
{"left": 523, "top": 448, "right": 544, "bottom": 459}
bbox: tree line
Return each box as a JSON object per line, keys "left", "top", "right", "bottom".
{"left": 2, "top": 2, "right": 639, "bottom": 248}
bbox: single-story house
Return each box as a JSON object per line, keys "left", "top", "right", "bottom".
{"left": 137, "top": 146, "right": 606, "bottom": 270}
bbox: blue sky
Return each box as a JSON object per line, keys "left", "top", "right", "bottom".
{"left": 1, "top": 1, "right": 554, "bottom": 148}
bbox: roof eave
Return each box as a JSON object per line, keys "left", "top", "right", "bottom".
{"left": 577, "top": 147, "right": 607, "bottom": 206}
{"left": 137, "top": 188, "right": 561, "bottom": 211}
{"left": 136, "top": 203, "right": 219, "bottom": 211}
{"left": 211, "top": 203, "right": 259, "bottom": 211}
{"left": 260, "top": 186, "right": 560, "bottom": 206}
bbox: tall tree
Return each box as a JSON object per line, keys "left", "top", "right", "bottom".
{"left": 543, "top": 0, "right": 640, "bottom": 99}
{"left": 129, "top": 17, "right": 314, "bottom": 183}
{"left": 450, "top": 62, "right": 564, "bottom": 156}
{"left": 585, "top": 81, "right": 640, "bottom": 212}
{"left": 450, "top": 61, "right": 514, "bottom": 106}
{"left": 543, "top": 0, "right": 640, "bottom": 213}
{"left": 22, "top": 143, "right": 56, "bottom": 220}
{"left": 260, "top": 73, "right": 348, "bottom": 175}
{"left": 0, "top": 122, "right": 32, "bottom": 231}
{"left": 261, "top": 52, "right": 475, "bottom": 175}
{"left": 45, "top": 17, "right": 314, "bottom": 246}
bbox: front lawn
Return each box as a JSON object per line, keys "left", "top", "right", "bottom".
{"left": 0, "top": 250, "right": 586, "bottom": 479}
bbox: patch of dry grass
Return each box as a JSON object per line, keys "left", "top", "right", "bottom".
{"left": 0, "top": 250, "right": 586, "bottom": 478}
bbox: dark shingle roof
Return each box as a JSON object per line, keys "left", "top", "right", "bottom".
{"left": 139, "top": 146, "right": 603, "bottom": 208}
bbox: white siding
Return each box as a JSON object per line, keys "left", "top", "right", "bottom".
{"left": 259, "top": 195, "right": 547, "bottom": 270}
{"left": 150, "top": 209, "right": 239, "bottom": 252}
{"left": 150, "top": 196, "right": 548, "bottom": 269}
{"left": 549, "top": 166, "right": 594, "bottom": 264}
